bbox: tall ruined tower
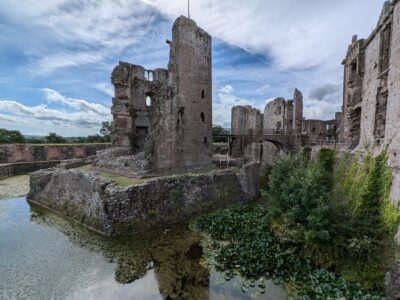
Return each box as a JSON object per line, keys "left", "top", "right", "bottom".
{"left": 292, "top": 88, "right": 303, "bottom": 133}
{"left": 110, "top": 16, "right": 212, "bottom": 172}
{"left": 166, "top": 16, "right": 212, "bottom": 168}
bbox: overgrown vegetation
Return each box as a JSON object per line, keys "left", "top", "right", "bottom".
{"left": 193, "top": 148, "right": 400, "bottom": 299}
{"left": 194, "top": 205, "right": 385, "bottom": 299}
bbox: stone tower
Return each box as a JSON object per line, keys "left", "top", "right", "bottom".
{"left": 110, "top": 16, "right": 212, "bottom": 172}
{"left": 164, "top": 16, "right": 212, "bottom": 169}
{"left": 293, "top": 88, "right": 303, "bottom": 133}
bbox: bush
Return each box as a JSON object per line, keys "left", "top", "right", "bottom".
{"left": 332, "top": 150, "right": 400, "bottom": 290}
{"left": 266, "top": 149, "right": 340, "bottom": 258}
{"left": 266, "top": 149, "right": 400, "bottom": 290}
{"left": 45, "top": 132, "right": 67, "bottom": 144}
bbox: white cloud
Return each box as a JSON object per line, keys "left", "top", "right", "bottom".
{"left": 41, "top": 88, "right": 110, "bottom": 115}
{"left": 213, "top": 84, "right": 265, "bottom": 127}
{"left": 2, "top": 0, "right": 163, "bottom": 75}
{"left": 218, "top": 85, "right": 234, "bottom": 94}
{"left": 304, "top": 98, "right": 341, "bottom": 120}
{"left": 0, "top": 89, "right": 111, "bottom": 134}
{"left": 95, "top": 83, "right": 114, "bottom": 97}
{"left": 35, "top": 52, "right": 105, "bottom": 75}
{"left": 141, "top": 0, "right": 384, "bottom": 71}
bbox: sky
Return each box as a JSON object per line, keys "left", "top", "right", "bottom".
{"left": 0, "top": 0, "right": 386, "bottom": 136}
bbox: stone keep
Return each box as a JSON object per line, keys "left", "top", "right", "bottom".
{"left": 111, "top": 16, "right": 212, "bottom": 171}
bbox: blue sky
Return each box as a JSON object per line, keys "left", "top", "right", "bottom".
{"left": 0, "top": 0, "right": 386, "bottom": 136}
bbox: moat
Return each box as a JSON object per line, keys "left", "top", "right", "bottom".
{"left": 0, "top": 175, "right": 286, "bottom": 299}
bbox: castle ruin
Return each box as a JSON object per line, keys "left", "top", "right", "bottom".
{"left": 341, "top": 0, "right": 400, "bottom": 205}
{"left": 231, "top": 89, "right": 342, "bottom": 165}
{"left": 107, "top": 16, "right": 212, "bottom": 173}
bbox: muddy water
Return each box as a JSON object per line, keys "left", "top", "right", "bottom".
{"left": 0, "top": 176, "right": 287, "bottom": 300}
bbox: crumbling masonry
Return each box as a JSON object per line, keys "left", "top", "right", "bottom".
{"left": 231, "top": 89, "right": 342, "bottom": 165}
{"left": 110, "top": 16, "right": 212, "bottom": 172}
{"left": 341, "top": 0, "right": 400, "bottom": 205}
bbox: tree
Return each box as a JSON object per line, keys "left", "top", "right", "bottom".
{"left": 100, "top": 121, "right": 113, "bottom": 142}
{"left": 212, "top": 125, "right": 230, "bottom": 143}
{"left": 45, "top": 132, "right": 67, "bottom": 144}
{"left": 0, "top": 128, "right": 26, "bottom": 144}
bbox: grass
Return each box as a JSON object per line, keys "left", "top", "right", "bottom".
{"left": 75, "top": 164, "right": 147, "bottom": 187}
{"left": 77, "top": 164, "right": 92, "bottom": 172}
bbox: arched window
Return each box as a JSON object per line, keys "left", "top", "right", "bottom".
{"left": 146, "top": 96, "right": 152, "bottom": 107}
{"left": 201, "top": 112, "right": 205, "bottom": 122}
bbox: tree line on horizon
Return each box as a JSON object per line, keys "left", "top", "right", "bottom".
{"left": 1, "top": 123, "right": 232, "bottom": 144}
{"left": 0, "top": 122, "right": 113, "bottom": 144}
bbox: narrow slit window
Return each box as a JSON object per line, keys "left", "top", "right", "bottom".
{"left": 201, "top": 90, "right": 205, "bottom": 99}
{"left": 201, "top": 112, "right": 205, "bottom": 122}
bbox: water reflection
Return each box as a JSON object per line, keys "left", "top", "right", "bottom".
{"left": 30, "top": 202, "right": 211, "bottom": 299}
{"left": 0, "top": 175, "right": 286, "bottom": 299}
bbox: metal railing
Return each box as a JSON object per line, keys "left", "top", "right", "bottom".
{"left": 215, "top": 128, "right": 295, "bottom": 136}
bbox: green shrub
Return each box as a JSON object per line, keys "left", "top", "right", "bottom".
{"left": 266, "top": 149, "right": 342, "bottom": 264}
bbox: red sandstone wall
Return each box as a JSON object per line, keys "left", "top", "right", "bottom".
{"left": 0, "top": 144, "right": 110, "bottom": 164}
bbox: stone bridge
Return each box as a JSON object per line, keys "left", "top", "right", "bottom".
{"left": 213, "top": 129, "right": 299, "bottom": 156}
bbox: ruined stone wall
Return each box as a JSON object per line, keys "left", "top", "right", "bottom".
{"left": 0, "top": 144, "right": 109, "bottom": 164}
{"left": 302, "top": 120, "right": 326, "bottom": 144}
{"left": 359, "top": 33, "right": 381, "bottom": 148}
{"left": 261, "top": 141, "right": 280, "bottom": 167}
{"left": 111, "top": 62, "right": 168, "bottom": 152}
{"left": 284, "top": 101, "right": 293, "bottom": 131}
{"left": 231, "top": 105, "right": 263, "bottom": 158}
{"left": 231, "top": 106, "right": 262, "bottom": 135}
{"left": 110, "top": 16, "right": 212, "bottom": 172}
{"left": 263, "top": 98, "right": 286, "bottom": 131}
{"left": 28, "top": 163, "right": 260, "bottom": 236}
{"left": 386, "top": 0, "right": 400, "bottom": 205}
{"left": 293, "top": 89, "right": 303, "bottom": 133}
{"left": 336, "top": 112, "right": 344, "bottom": 142}
{"left": 342, "top": 36, "right": 365, "bottom": 149}
{"left": 0, "top": 161, "right": 61, "bottom": 179}
{"left": 358, "top": 7, "right": 392, "bottom": 149}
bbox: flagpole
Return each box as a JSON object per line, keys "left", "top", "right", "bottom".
{"left": 188, "top": 0, "right": 190, "bottom": 19}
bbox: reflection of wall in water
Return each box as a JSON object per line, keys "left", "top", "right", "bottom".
{"left": 29, "top": 202, "right": 210, "bottom": 298}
